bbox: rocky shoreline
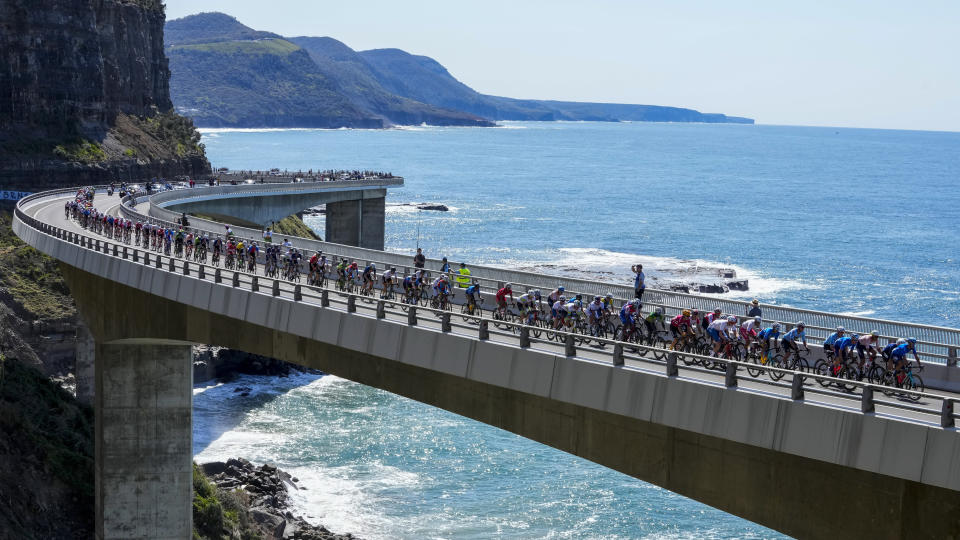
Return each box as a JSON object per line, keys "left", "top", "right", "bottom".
{"left": 199, "top": 458, "right": 358, "bottom": 540}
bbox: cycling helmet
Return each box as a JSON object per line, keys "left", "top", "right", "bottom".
{"left": 713, "top": 307, "right": 722, "bottom": 314}
{"left": 896, "top": 338, "right": 907, "bottom": 345}
{"left": 871, "top": 330, "right": 879, "bottom": 337}
{"left": 558, "top": 286, "right": 565, "bottom": 292}
{"left": 390, "top": 267, "right": 396, "bottom": 272}
{"left": 605, "top": 292, "right": 613, "bottom": 298}
{"left": 773, "top": 323, "right": 781, "bottom": 330}
{"left": 836, "top": 326, "right": 845, "bottom": 333}
{"left": 727, "top": 315, "right": 737, "bottom": 323}
{"left": 655, "top": 307, "right": 664, "bottom": 314}
{"left": 505, "top": 283, "right": 513, "bottom": 289}
{"left": 907, "top": 337, "right": 917, "bottom": 345}
{"left": 682, "top": 309, "right": 691, "bottom": 316}
{"left": 630, "top": 299, "right": 641, "bottom": 307}
{"left": 559, "top": 296, "right": 567, "bottom": 303}
{"left": 594, "top": 296, "right": 601, "bottom": 301}
{"left": 797, "top": 321, "right": 805, "bottom": 328}
{"left": 850, "top": 334, "right": 859, "bottom": 341}
{"left": 575, "top": 294, "right": 583, "bottom": 300}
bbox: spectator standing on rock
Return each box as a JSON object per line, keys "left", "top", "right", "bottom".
{"left": 747, "top": 299, "right": 762, "bottom": 318}
{"left": 632, "top": 264, "right": 646, "bottom": 301}
{"left": 414, "top": 248, "right": 426, "bottom": 269}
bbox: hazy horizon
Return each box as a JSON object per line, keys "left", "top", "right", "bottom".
{"left": 163, "top": 1, "right": 960, "bottom": 133}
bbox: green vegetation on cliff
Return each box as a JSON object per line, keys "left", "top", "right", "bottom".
{"left": 193, "top": 463, "right": 262, "bottom": 540}
{"left": 271, "top": 214, "right": 320, "bottom": 240}
{"left": 0, "top": 355, "right": 93, "bottom": 538}
{"left": 0, "top": 211, "right": 75, "bottom": 321}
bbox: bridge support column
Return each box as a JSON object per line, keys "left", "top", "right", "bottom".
{"left": 94, "top": 341, "right": 193, "bottom": 540}
{"left": 75, "top": 324, "right": 95, "bottom": 406}
{"left": 325, "top": 197, "right": 385, "bottom": 250}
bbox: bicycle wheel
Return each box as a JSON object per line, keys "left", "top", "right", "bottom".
{"left": 767, "top": 353, "right": 785, "bottom": 381}
{"left": 747, "top": 355, "right": 764, "bottom": 378}
{"left": 813, "top": 360, "right": 833, "bottom": 388}
{"left": 905, "top": 375, "right": 924, "bottom": 401}
{"left": 650, "top": 335, "right": 668, "bottom": 361}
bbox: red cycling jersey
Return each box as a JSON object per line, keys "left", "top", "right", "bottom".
{"left": 495, "top": 288, "right": 513, "bottom": 302}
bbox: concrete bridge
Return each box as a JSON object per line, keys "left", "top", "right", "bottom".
{"left": 13, "top": 187, "right": 960, "bottom": 539}
{"left": 148, "top": 177, "right": 404, "bottom": 249}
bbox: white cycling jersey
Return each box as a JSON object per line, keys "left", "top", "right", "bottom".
{"left": 708, "top": 319, "right": 732, "bottom": 333}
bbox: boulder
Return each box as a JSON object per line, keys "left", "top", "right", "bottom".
{"left": 251, "top": 508, "right": 286, "bottom": 537}
{"left": 698, "top": 284, "right": 729, "bottom": 294}
{"left": 726, "top": 279, "right": 749, "bottom": 291}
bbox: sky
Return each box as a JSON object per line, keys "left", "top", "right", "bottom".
{"left": 163, "top": 1, "right": 960, "bottom": 132}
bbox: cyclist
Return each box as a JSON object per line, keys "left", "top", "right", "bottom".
{"left": 465, "top": 282, "right": 483, "bottom": 314}
{"left": 856, "top": 330, "right": 881, "bottom": 369}
{"left": 246, "top": 242, "right": 259, "bottom": 272}
{"left": 346, "top": 260, "right": 360, "bottom": 282}
{"left": 669, "top": 309, "right": 696, "bottom": 350}
{"left": 401, "top": 273, "right": 415, "bottom": 303}
{"left": 547, "top": 286, "right": 565, "bottom": 311}
{"left": 495, "top": 283, "right": 514, "bottom": 314}
{"left": 561, "top": 297, "right": 583, "bottom": 330}
{"left": 618, "top": 299, "right": 640, "bottom": 338}
{"left": 336, "top": 258, "right": 348, "bottom": 282}
{"left": 822, "top": 326, "right": 845, "bottom": 360}
{"left": 780, "top": 322, "right": 809, "bottom": 366}
{"left": 703, "top": 308, "right": 722, "bottom": 329}
{"left": 586, "top": 296, "right": 605, "bottom": 334}
{"left": 433, "top": 274, "right": 452, "bottom": 306}
{"left": 881, "top": 338, "right": 906, "bottom": 370}
{"left": 551, "top": 296, "right": 568, "bottom": 330}
{"left": 361, "top": 263, "right": 377, "bottom": 294}
{"left": 890, "top": 337, "right": 921, "bottom": 376}
{"left": 756, "top": 323, "right": 782, "bottom": 363}
{"left": 708, "top": 315, "right": 737, "bottom": 357}
{"left": 739, "top": 315, "right": 762, "bottom": 352}
{"left": 516, "top": 289, "right": 537, "bottom": 322}
{"left": 381, "top": 267, "right": 397, "bottom": 296}
{"left": 833, "top": 333, "right": 858, "bottom": 372}
{"left": 642, "top": 307, "right": 666, "bottom": 338}
{"left": 601, "top": 293, "right": 615, "bottom": 315}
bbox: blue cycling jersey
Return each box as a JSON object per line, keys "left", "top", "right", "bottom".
{"left": 782, "top": 328, "right": 805, "bottom": 342}
{"left": 834, "top": 336, "right": 855, "bottom": 350}
{"left": 891, "top": 343, "right": 912, "bottom": 359}
{"left": 882, "top": 343, "right": 897, "bottom": 355}
{"left": 823, "top": 332, "right": 842, "bottom": 347}
{"left": 465, "top": 285, "right": 479, "bottom": 295}
{"left": 757, "top": 328, "right": 780, "bottom": 341}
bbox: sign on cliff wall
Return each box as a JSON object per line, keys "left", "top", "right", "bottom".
{"left": 0, "top": 190, "right": 32, "bottom": 201}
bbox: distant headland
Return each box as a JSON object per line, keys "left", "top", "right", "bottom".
{"left": 165, "top": 12, "right": 755, "bottom": 129}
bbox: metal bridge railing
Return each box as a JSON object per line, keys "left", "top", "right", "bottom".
{"left": 14, "top": 204, "right": 958, "bottom": 432}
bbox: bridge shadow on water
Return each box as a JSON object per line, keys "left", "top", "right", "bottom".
{"left": 192, "top": 370, "right": 323, "bottom": 456}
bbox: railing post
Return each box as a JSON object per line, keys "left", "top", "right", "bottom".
{"left": 232, "top": 272, "right": 240, "bottom": 287}
{"left": 441, "top": 312, "right": 452, "bottom": 332}
{"left": 321, "top": 289, "right": 329, "bottom": 307}
{"left": 133, "top": 249, "right": 138, "bottom": 263}
{"left": 122, "top": 247, "right": 127, "bottom": 259}
{"left": 862, "top": 386, "right": 875, "bottom": 413}
{"left": 347, "top": 295, "right": 356, "bottom": 313}
{"left": 214, "top": 268, "right": 222, "bottom": 283}
{"left": 377, "top": 300, "right": 386, "bottom": 319}
{"left": 520, "top": 326, "right": 530, "bottom": 348}
{"left": 156, "top": 255, "right": 162, "bottom": 269}
{"left": 294, "top": 284, "right": 302, "bottom": 302}
{"left": 725, "top": 361, "right": 738, "bottom": 388}
{"left": 143, "top": 252, "right": 149, "bottom": 265}
{"left": 272, "top": 280, "right": 280, "bottom": 297}
{"left": 564, "top": 333, "right": 576, "bottom": 357}
{"left": 941, "top": 399, "right": 955, "bottom": 429}
{"left": 251, "top": 276, "right": 259, "bottom": 292}
{"left": 408, "top": 306, "right": 417, "bottom": 326}
{"left": 949, "top": 347, "right": 958, "bottom": 368}
{"left": 112, "top": 244, "right": 118, "bottom": 257}
{"left": 183, "top": 262, "right": 190, "bottom": 276}
{"left": 198, "top": 265, "right": 205, "bottom": 280}
{"left": 666, "top": 352, "right": 678, "bottom": 376}
{"left": 791, "top": 372, "right": 804, "bottom": 400}
{"left": 478, "top": 319, "right": 489, "bottom": 339}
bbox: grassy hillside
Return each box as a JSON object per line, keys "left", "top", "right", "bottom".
{"left": 168, "top": 38, "right": 383, "bottom": 128}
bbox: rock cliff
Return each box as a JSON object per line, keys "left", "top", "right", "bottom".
{"left": 0, "top": 0, "right": 210, "bottom": 192}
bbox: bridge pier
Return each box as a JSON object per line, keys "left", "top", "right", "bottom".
{"left": 94, "top": 341, "right": 193, "bottom": 540}
{"left": 325, "top": 196, "right": 385, "bottom": 250}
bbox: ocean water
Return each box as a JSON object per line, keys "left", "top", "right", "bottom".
{"left": 196, "top": 122, "right": 960, "bottom": 538}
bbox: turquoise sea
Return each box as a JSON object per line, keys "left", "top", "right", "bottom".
{"left": 194, "top": 122, "right": 960, "bottom": 539}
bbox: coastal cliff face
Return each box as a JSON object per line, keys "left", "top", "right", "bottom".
{"left": 0, "top": 0, "right": 210, "bottom": 192}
